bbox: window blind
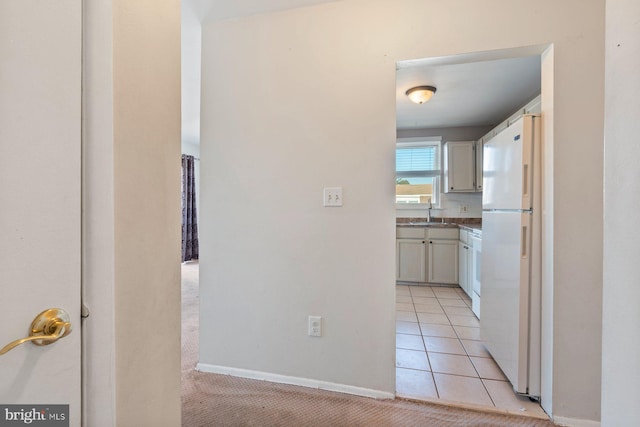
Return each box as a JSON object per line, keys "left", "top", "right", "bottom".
{"left": 396, "top": 146, "right": 440, "bottom": 172}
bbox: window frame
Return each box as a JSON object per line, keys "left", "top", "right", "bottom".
{"left": 395, "top": 137, "right": 442, "bottom": 209}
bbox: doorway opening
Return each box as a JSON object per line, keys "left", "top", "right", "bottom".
{"left": 394, "top": 47, "right": 547, "bottom": 417}
{"left": 180, "top": 150, "right": 200, "bottom": 394}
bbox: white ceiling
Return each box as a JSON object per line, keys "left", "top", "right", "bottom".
{"left": 396, "top": 55, "right": 541, "bottom": 130}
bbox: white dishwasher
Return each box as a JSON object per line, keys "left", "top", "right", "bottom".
{"left": 470, "top": 233, "right": 482, "bottom": 318}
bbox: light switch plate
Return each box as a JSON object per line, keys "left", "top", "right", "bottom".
{"left": 323, "top": 187, "right": 343, "bottom": 207}
{"left": 308, "top": 316, "right": 322, "bottom": 337}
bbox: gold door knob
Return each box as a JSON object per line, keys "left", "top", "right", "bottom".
{"left": 0, "top": 308, "right": 72, "bottom": 356}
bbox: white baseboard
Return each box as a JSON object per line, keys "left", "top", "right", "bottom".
{"left": 553, "top": 415, "right": 601, "bottom": 427}
{"left": 195, "top": 363, "right": 395, "bottom": 400}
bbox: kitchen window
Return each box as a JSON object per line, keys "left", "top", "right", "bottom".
{"left": 396, "top": 138, "right": 441, "bottom": 206}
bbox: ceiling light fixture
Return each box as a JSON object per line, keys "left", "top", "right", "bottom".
{"left": 406, "top": 85, "right": 437, "bottom": 104}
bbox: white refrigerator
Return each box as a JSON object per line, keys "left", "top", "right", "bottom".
{"left": 481, "top": 114, "right": 541, "bottom": 398}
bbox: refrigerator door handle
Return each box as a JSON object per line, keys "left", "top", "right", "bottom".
{"left": 522, "top": 164, "right": 529, "bottom": 199}
{"left": 521, "top": 225, "right": 528, "bottom": 258}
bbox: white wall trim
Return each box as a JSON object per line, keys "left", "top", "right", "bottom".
{"left": 553, "top": 416, "right": 601, "bottom": 427}
{"left": 196, "top": 363, "right": 395, "bottom": 400}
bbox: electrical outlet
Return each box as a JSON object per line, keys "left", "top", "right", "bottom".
{"left": 308, "top": 316, "right": 322, "bottom": 337}
{"left": 323, "top": 187, "right": 343, "bottom": 207}
{"left": 458, "top": 205, "right": 468, "bottom": 213}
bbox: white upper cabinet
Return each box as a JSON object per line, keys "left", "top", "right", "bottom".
{"left": 444, "top": 141, "right": 476, "bottom": 193}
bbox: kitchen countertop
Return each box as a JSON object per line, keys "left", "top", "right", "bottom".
{"left": 396, "top": 222, "right": 482, "bottom": 234}
{"left": 396, "top": 222, "right": 459, "bottom": 228}
{"left": 458, "top": 224, "right": 482, "bottom": 234}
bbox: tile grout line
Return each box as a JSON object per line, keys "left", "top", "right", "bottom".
{"left": 398, "top": 285, "right": 543, "bottom": 412}
{"left": 433, "top": 288, "right": 497, "bottom": 408}
{"left": 434, "top": 291, "right": 487, "bottom": 386}
{"left": 480, "top": 377, "right": 498, "bottom": 408}
{"left": 402, "top": 285, "right": 503, "bottom": 403}
{"left": 410, "top": 286, "right": 440, "bottom": 399}
{"left": 419, "top": 286, "right": 497, "bottom": 406}
{"left": 434, "top": 291, "right": 476, "bottom": 362}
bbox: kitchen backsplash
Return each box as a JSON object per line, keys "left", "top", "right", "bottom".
{"left": 396, "top": 217, "right": 482, "bottom": 225}
{"left": 396, "top": 192, "right": 482, "bottom": 219}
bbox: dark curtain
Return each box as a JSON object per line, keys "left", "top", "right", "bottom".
{"left": 182, "top": 154, "right": 199, "bottom": 261}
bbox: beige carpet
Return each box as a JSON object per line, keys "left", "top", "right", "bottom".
{"left": 181, "top": 262, "right": 554, "bottom": 426}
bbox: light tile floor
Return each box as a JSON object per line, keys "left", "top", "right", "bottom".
{"left": 396, "top": 284, "right": 548, "bottom": 418}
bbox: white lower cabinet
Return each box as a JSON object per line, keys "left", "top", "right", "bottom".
{"left": 427, "top": 239, "right": 458, "bottom": 284}
{"left": 396, "top": 238, "right": 426, "bottom": 282}
{"left": 396, "top": 226, "right": 459, "bottom": 284}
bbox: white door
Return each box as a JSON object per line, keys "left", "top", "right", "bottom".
{"left": 0, "top": 1, "right": 81, "bottom": 425}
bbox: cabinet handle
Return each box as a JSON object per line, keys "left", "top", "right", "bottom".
{"left": 429, "top": 241, "right": 433, "bottom": 244}
{"left": 422, "top": 241, "right": 425, "bottom": 244}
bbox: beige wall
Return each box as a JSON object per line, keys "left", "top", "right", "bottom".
{"left": 539, "top": 44, "right": 555, "bottom": 419}
{"left": 83, "top": 0, "right": 182, "bottom": 425}
{"left": 602, "top": 0, "right": 640, "bottom": 425}
{"left": 199, "top": 0, "right": 604, "bottom": 422}
{"left": 113, "top": 1, "right": 182, "bottom": 424}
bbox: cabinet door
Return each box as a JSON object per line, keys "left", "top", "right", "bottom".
{"left": 396, "top": 239, "right": 426, "bottom": 282}
{"left": 458, "top": 241, "right": 469, "bottom": 294}
{"left": 444, "top": 141, "right": 475, "bottom": 192}
{"left": 475, "top": 139, "right": 483, "bottom": 192}
{"left": 428, "top": 239, "right": 458, "bottom": 284}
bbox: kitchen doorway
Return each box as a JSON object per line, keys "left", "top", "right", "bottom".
{"left": 394, "top": 48, "right": 547, "bottom": 418}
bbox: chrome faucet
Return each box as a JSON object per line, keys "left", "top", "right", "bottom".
{"left": 426, "top": 198, "right": 432, "bottom": 222}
